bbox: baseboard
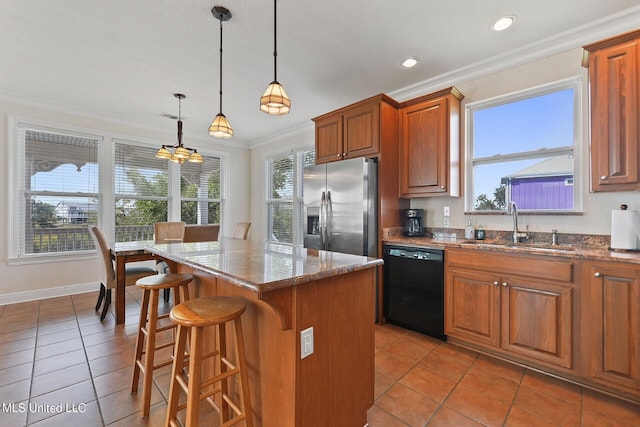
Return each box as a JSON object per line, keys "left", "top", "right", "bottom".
{"left": 0, "top": 282, "right": 97, "bottom": 306}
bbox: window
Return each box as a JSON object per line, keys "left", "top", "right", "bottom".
{"left": 114, "top": 141, "right": 169, "bottom": 242}
{"left": 13, "top": 126, "right": 100, "bottom": 258}
{"left": 265, "top": 148, "right": 315, "bottom": 245}
{"left": 466, "top": 78, "right": 580, "bottom": 212}
{"left": 180, "top": 154, "right": 223, "bottom": 225}
{"left": 10, "top": 119, "right": 228, "bottom": 262}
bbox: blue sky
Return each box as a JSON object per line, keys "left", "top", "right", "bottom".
{"left": 472, "top": 88, "right": 574, "bottom": 201}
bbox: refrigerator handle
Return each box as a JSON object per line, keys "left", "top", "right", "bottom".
{"left": 320, "top": 191, "right": 326, "bottom": 249}
{"left": 326, "top": 190, "right": 332, "bottom": 248}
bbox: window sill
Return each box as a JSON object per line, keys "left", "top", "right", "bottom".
{"left": 7, "top": 252, "right": 96, "bottom": 266}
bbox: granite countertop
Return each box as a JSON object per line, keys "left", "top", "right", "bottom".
{"left": 384, "top": 235, "right": 640, "bottom": 265}
{"left": 145, "top": 238, "right": 383, "bottom": 295}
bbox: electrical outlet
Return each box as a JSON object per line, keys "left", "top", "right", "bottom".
{"left": 444, "top": 206, "right": 450, "bottom": 217}
{"left": 444, "top": 217, "right": 450, "bottom": 228}
{"left": 301, "top": 327, "right": 314, "bottom": 359}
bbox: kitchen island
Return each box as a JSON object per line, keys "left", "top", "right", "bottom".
{"left": 146, "top": 238, "right": 382, "bottom": 427}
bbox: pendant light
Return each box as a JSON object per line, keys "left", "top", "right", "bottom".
{"left": 209, "top": 6, "right": 234, "bottom": 139}
{"left": 156, "top": 93, "right": 203, "bottom": 164}
{"left": 260, "top": 0, "right": 291, "bottom": 115}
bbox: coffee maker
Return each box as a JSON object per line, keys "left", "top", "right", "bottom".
{"left": 403, "top": 209, "right": 425, "bottom": 236}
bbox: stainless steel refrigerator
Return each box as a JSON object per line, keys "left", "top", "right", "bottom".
{"left": 303, "top": 157, "right": 377, "bottom": 257}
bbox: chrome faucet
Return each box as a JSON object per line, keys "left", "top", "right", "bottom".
{"left": 508, "top": 201, "right": 531, "bottom": 244}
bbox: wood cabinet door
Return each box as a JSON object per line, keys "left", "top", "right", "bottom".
{"left": 589, "top": 37, "right": 640, "bottom": 191}
{"left": 399, "top": 96, "right": 449, "bottom": 196}
{"left": 445, "top": 268, "right": 501, "bottom": 347}
{"left": 315, "top": 114, "right": 343, "bottom": 164}
{"left": 343, "top": 101, "right": 380, "bottom": 159}
{"left": 590, "top": 264, "right": 640, "bottom": 390}
{"left": 501, "top": 278, "right": 573, "bottom": 369}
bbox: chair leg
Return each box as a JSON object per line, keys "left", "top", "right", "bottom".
{"left": 95, "top": 283, "right": 106, "bottom": 311}
{"left": 100, "top": 289, "right": 112, "bottom": 321}
{"left": 163, "top": 288, "right": 170, "bottom": 302}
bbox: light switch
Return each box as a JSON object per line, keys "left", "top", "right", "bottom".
{"left": 301, "top": 327, "right": 314, "bottom": 359}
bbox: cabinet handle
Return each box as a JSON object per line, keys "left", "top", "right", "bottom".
{"left": 342, "top": 152, "right": 346, "bottom": 156}
{"left": 600, "top": 175, "right": 607, "bottom": 180}
{"left": 440, "top": 186, "right": 445, "bottom": 189}
{"left": 501, "top": 282, "right": 508, "bottom": 287}
{"left": 336, "top": 154, "right": 341, "bottom": 157}
{"left": 594, "top": 272, "right": 601, "bottom": 278}
{"left": 493, "top": 281, "right": 499, "bottom": 286}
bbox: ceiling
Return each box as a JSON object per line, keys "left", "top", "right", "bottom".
{"left": 1, "top": 0, "right": 640, "bottom": 147}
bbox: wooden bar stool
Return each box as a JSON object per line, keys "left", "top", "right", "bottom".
{"left": 165, "top": 296, "right": 253, "bottom": 427}
{"left": 131, "top": 273, "right": 193, "bottom": 417}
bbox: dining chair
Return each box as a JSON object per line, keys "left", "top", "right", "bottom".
{"left": 89, "top": 226, "right": 156, "bottom": 321}
{"left": 154, "top": 221, "right": 186, "bottom": 301}
{"left": 154, "top": 221, "right": 186, "bottom": 244}
{"left": 232, "top": 222, "right": 251, "bottom": 239}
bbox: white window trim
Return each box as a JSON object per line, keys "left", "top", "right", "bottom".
{"left": 464, "top": 76, "right": 583, "bottom": 213}
{"left": 263, "top": 143, "right": 314, "bottom": 247}
{"left": 8, "top": 116, "right": 104, "bottom": 263}
{"left": 7, "top": 116, "right": 229, "bottom": 264}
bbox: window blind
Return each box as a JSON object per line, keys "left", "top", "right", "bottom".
{"left": 19, "top": 129, "right": 100, "bottom": 256}
{"left": 114, "top": 141, "right": 169, "bottom": 241}
{"left": 180, "top": 154, "right": 223, "bottom": 225}
{"left": 265, "top": 148, "right": 315, "bottom": 246}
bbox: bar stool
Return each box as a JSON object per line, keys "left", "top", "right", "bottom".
{"left": 131, "top": 273, "right": 193, "bottom": 417}
{"left": 165, "top": 296, "right": 253, "bottom": 427}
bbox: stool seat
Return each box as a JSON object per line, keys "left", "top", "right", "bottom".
{"left": 170, "top": 296, "right": 246, "bottom": 327}
{"left": 135, "top": 273, "right": 193, "bottom": 290}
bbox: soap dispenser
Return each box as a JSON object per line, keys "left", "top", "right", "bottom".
{"left": 464, "top": 220, "right": 475, "bottom": 240}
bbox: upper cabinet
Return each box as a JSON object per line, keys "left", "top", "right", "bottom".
{"left": 584, "top": 30, "right": 640, "bottom": 192}
{"left": 313, "top": 95, "right": 397, "bottom": 164}
{"left": 398, "top": 87, "right": 464, "bottom": 197}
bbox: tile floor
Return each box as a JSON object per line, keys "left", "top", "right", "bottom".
{"left": 0, "top": 288, "right": 638, "bottom": 426}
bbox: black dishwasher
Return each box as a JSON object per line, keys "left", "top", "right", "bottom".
{"left": 383, "top": 245, "right": 446, "bottom": 340}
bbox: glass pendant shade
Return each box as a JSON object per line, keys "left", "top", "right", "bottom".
{"left": 208, "top": 113, "right": 234, "bottom": 139}
{"left": 155, "top": 146, "right": 172, "bottom": 159}
{"left": 173, "top": 145, "right": 191, "bottom": 160}
{"left": 189, "top": 151, "right": 203, "bottom": 163}
{"left": 260, "top": 80, "right": 291, "bottom": 115}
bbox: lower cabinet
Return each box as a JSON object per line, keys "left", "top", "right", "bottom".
{"left": 588, "top": 261, "right": 640, "bottom": 393}
{"left": 446, "top": 250, "right": 574, "bottom": 370}
{"left": 445, "top": 248, "right": 640, "bottom": 403}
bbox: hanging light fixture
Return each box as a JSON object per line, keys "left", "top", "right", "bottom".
{"left": 209, "top": 6, "right": 234, "bottom": 139}
{"left": 156, "top": 94, "right": 203, "bottom": 164}
{"left": 260, "top": 0, "right": 291, "bottom": 115}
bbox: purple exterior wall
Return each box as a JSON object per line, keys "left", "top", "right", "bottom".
{"left": 510, "top": 175, "right": 573, "bottom": 210}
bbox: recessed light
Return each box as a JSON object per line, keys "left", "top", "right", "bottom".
{"left": 490, "top": 14, "right": 516, "bottom": 31}
{"left": 401, "top": 57, "right": 420, "bottom": 68}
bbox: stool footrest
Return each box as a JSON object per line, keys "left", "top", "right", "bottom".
{"left": 222, "top": 393, "right": 243, "bottom": 417}
{"left": 155, "top": 323, "right": 177, "bottom": 333}
{"left": 200, "top": 368, "right": 240, "bottom": 390}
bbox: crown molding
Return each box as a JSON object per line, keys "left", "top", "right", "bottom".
{"left": 390, "top": 6, "right": 640, "bottom": 101}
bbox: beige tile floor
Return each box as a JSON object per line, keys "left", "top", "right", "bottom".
{"left": 0, "top": 288, "right": 639, "bottom": 426}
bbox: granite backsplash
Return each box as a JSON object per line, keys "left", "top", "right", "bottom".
{"left": 383, "top": 227, "right": 611, "bottom": 249}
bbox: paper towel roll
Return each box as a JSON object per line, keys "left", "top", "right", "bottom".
{"left": 611, "top": 209, "right": 640, "bottom": 250}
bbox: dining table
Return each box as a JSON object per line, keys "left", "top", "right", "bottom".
{"left": 110, "top": 230, "right": 218, "bottom": 324}
{"left": 110, "top": 240, "right": 158, "bottom": 324}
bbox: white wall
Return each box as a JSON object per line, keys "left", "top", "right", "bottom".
{"left": 0, "top": 99, "right": 250, "bottom": 302}
{"left": 406, "top": 47, "right": 638, "bottom": 236}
